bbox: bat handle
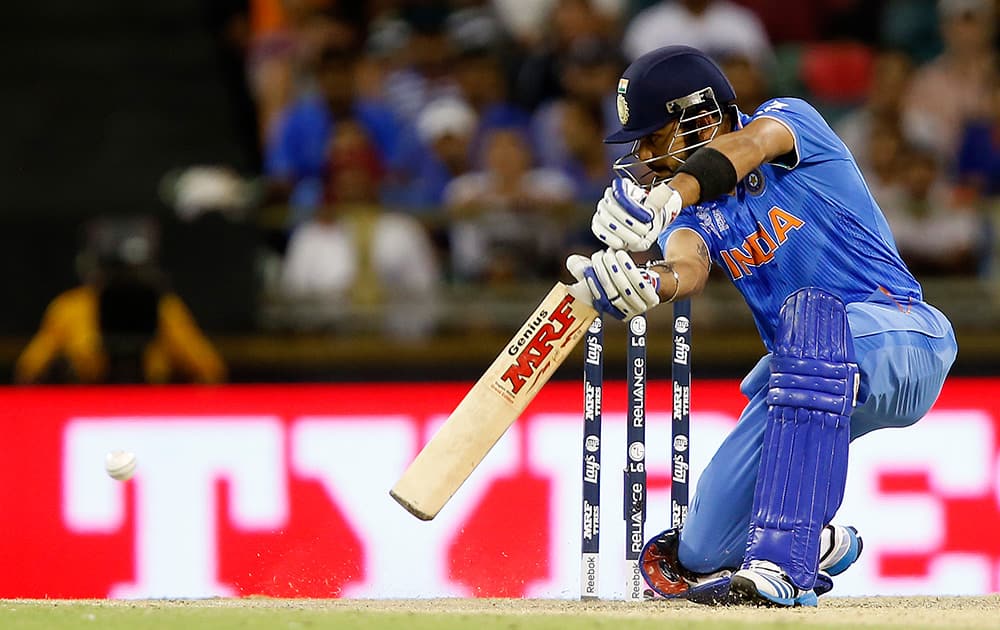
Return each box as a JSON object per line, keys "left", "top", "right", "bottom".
{"left": 567, "top": 280, "right": 593, "bottom": 305}
{"left": 646, "top": 181, "right": 675, "bottom": 209}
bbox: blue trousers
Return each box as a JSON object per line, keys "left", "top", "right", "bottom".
{"left": 677, "top": 291, "right": 957, "bottom": 573}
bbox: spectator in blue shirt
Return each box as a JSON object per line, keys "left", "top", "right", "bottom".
{"left": 384, "top": 97, "right": 479, "bottom": 211}
{"left": 265, "top": 46, "right": 403, "bottom": 226}
{"left": 532, "top": 38, "right": 628, "bottom": 172}
{"left": 555, "top": 98, "right": 613, "bottom": 205}
{"left": 453, "top": 47, "right": 533, "bottom": 165}
{"left": 957, "top": 84, "right": 1000, "bottom": 197}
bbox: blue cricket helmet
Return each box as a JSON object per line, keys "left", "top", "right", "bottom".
{"left": 606, "top": 45, "right": 737, "bottom": 144}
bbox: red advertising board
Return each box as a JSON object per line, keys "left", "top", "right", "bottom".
{"left": 0, "top": 379, "right": 997, "bottom": 599}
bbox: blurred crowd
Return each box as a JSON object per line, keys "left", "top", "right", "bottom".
{"left": 209, "top": 0, "right": 997, "bottom": 298}
{"left": 20, "top": 0, "right": 1000, "bottom": 383}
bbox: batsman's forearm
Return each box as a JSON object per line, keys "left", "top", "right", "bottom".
{"left": 667, "top": 173, "right": 702, "bottom": 209}
{"left": 703, "top": 130, "right": 771, "bottom": 181}
{"left": 651, "top": 258, "right": 706, "bottom": 303}
{"left": 668, "top": 122, "right": 785, "bottom": 207}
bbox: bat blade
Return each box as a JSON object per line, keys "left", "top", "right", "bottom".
{"left": 390, "top": 282, "right": 597, "bottom": 520}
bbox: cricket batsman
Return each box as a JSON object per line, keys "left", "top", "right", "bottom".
{"left": 565, "top": 45, "right": 957, "bottom": 607}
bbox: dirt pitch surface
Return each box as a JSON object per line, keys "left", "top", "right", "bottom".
{"left": 3, "top": 596, "right": 1000, "bottom": 629}
{"left": 331, "top": 596, "right": 1000, "bottom": 628}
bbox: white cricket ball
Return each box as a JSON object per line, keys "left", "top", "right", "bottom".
{"left": 105, "top": 450, "right": 137, "bottom": 481}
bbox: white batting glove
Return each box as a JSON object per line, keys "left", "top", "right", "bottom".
{"left": 567, "top": 250, "right": 661, "bottom": 321}
{"left": 592, "top": 179, "right": 684, "bottom": 251}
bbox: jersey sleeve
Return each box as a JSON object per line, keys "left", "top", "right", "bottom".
{"left": 749, "top": 98, "right": 852, "bottom": 169}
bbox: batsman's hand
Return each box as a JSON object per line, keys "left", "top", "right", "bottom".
{"left": 567, "top": 250, "right": 660, "bottom": 321}
{"left": 592, "top": 179, "right": 683, "bottom": 251}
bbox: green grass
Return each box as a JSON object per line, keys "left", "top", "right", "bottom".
{"left": 1, "top": 597, "right": 997, "bottom": 630}
{"left": 0, "top": 609, "right": 793, "bottom": 630}
{"left": 0, "top": 605, "right": 846, "bottom": 630}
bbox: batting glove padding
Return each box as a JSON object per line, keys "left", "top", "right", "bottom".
{"left": 592, "top": 179, "right": 683, "bottom": 251}
{"left": 567, "top": 250, "right": 660, "bottom": 321}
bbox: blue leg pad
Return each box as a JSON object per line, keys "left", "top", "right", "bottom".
{"left": 743, "top": 288, "right": 859, "bottom": 590}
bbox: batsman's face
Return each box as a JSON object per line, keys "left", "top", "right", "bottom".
{"left": 636, "top": 120, "right": 683, "bottom": 177}
{"left": 636, "top": 111, "right": 726, "bottom": 178}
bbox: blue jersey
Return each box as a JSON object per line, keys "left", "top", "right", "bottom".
{"left": 659, "top": 98, "right": 922, "bottom": 351}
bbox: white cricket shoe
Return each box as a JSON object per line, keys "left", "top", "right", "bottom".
{"left": 730, "top": 560, "right": 818, "bottom": 607}
{"left": 819, "top": 524, "right": 863, "bottom": 576}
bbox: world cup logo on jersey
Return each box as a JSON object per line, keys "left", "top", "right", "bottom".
{"left": 617, "top": 78, "right": 630, "bottom": 125}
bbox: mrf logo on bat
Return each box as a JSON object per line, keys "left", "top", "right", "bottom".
{"left": 496, "top": 294, "right": 581, "bottom": 399}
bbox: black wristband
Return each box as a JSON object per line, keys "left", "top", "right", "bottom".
{"left": 676, "top": 147, "right": 738, "bottom": 203}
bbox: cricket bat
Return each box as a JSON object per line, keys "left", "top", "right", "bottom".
{"left": 391, "top": 281, "right": 598, "bottom": 520}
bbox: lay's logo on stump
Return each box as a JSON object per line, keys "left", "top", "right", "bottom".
{"left": 720, "top": 206, "right": 805, "bottom": 280}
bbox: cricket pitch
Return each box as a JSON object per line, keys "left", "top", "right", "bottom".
{"left": 3, "top": 596, "right": 1000, "bottom": 629}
